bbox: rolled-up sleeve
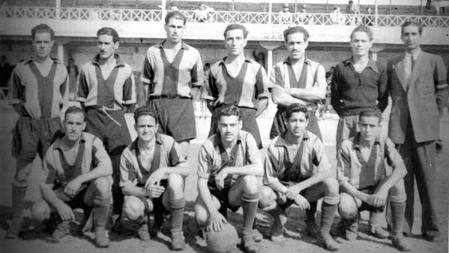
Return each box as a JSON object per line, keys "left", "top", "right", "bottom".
{"left": 119, "top": 149, "right": 138, "bottom": 188}
{"left": 122, "top": 70, "right": 136, "bottom": 105}
{"left": 255, "top": 65, "right": 270, "bottom": 99}
{"left": 197, "top": 145, "right": 211, "bottom": 179}
{"left": 191, "top": 51, "right": 204, "bottom": 88}
{"left": 384, "top": 138, "right": 407, "bottom": 177}
{"left": 263, "top": 148, "right": 280, "bottom": 185}
{"left": 337, "top": 141, "right": 352, "bottom": 183}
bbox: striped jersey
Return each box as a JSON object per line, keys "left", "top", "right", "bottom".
{"left": 77, "top": 54, "right": 136, "bottom": 110}
{"left": 202, "top": 58, "right": 270, "bottom": 109}
{"left": 9, "top": 58, "right": 69, "bottom": 119}
{"left": 142, "top": 41, "right": 204, "bottom": 98}
{"left": 270, "top": 58, "right": 326, "bottom": 104}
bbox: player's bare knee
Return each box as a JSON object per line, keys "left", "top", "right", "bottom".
{"left": 93, "top": 177, "right": 111, "bottom": 196}
{"left": 167, "top": 173, "right": 184, "bottom": 193}
{"left": 241, "top": 175, "right": 258, "bottom": 194}
{"left": 258, "top": 186, "right": 276, "bottom": 209}
{"left": 123, "top": 196, "right": 146, "bottom": 221}
{"left": 389, "top": 179, "right": 407, "bottom": 203}
{"left": 323, "top": 177, "right": 339, "bottom": 194}
{"left": 338, "top": 193, "right": 358, "bottom": 219}
{"left": 31, "top": 199, "right": 51, "bottom": 222}
{"left": 194, "top": 203, "right": 208, "bottom": 226}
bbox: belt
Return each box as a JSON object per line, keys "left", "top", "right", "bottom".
{"left": 150, "top": 95, "right": 192, "bottom": 99}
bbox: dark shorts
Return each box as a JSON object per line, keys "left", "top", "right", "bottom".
{"left": 148, "top": 97, "right": 196, "bottom": 142}
{"left": 208, "top": 182, "right": 240, "bottom": 213}
{"left": 277, "top": 184, "right": 321, "bottom": 210}
{"left": 12, "top": 117, "right": 62, "bottom": 185}
{"left": 270, "top": 106, "right": 322, "bottom": 140}
{"left": 12, "top": 116, "right": 62, "bottom": 159}
{"left": 85, "top": 108, "right": 131, "bottom": 155}
{"left": 357, "top": 185, "right": 384, "bottom": 213}
{"left": 136, "top": 180, "right": 169, "bottom": 214}
{"left": 209, "top": 105, "right": 262, "bottom": 149}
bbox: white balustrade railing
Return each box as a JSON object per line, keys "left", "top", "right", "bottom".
{"left": 1, "top": 5, "right": 448, "bottom": 27}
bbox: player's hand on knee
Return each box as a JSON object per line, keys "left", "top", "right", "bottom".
{"left": 147, "top": 185, "right": 165, "bottom": 199}
{"left": 207, "top": 210, "right": 227, "bottom": 232}
{"left": 293, "top": 194, "right": 310, "bottom": 210}
{"left": 64, "top": 178, "right": 82, "bottom": 197}
{"left": 371, "top": 192, "right": 387, "bottom": 207}
{"left": 215, "top": 170, "right": 229, "bottom": 190}
{"left": 56, "top": 202, "right": 75, "bottom": 221}
{"left": 285, "top": 185, "right": 302, "bottom": 200}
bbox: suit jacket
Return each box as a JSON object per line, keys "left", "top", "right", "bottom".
{"left": 388, "top": 51, "right": 447, "bottom": 144}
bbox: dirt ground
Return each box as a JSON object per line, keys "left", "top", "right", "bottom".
{"left": 0, "top": 105, "right": 447, "bottom": 253}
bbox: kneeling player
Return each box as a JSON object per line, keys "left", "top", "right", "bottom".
{"left": 336, "top": 109, "right": 409, "bottom": 251}
{"left": 258, "top": 104, "right": 340, "bottom": 251}
{"left": 194, "top": 105, "right": 263, "bottom": 253}
{"left": 119, "top": 107, "right": 190, "bottom": 250}
{"left": 31, "top": 106, "right": 112, "bottom": 247}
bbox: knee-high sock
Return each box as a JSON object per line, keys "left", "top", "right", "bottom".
{"left": 169, "top": 198, "right": 185, "bottom": 233}
{"left": 11, "top": 185, "right": 27, "bottom": 220}
{"left": 391, "top": 201, "right": 406, "bottom": 236}
{"left": 320, "top": 202, "right": 337, "bottom": 236}
{"left": 241, "top": 193, "right": 259, "bottom": 238}
{"left": 93, "top": 205, "right": 110, "bottom": 230}
{"left": 306, "top": 201, "right": 317, "bottom": 223}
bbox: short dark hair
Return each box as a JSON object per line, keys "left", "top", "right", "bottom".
{"left": 64, "top": 106, "right": 85, "bottom": 120}
{"left": 283, "top": 26, "right": 310, "bottom": 42}
{"left": 359, "top": 108, "right": 383, "bottom": 122}
{"left": 133, "top": 106, "right": 157, "bottom": 123}
{"left": 350, "top": 25, "right": 373, "bottom": 41}
{"left": 223, "top": 24, "right": 249, "bottom": 39}
{"left": 97, "top": 27, "right": 120, "bottom": 43}
{"left": 216, "top": 104, "right": 241, "bottom": 121}
{"left": 285, "top": 104, "right": 309, "bottom": 120}
{"left": 165, "top": 10, "right": 187, "bottom": 25}
{"left": 31, "top": 24, "right": 55, "bottom": 40}
{"left": 401, "top": 21, "right": 423, "bottom": 35}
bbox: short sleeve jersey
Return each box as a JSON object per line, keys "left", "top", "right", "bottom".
{"left": 120, "top": 134, "right": 186, "bottom": 188}
{"left": 43, "top": 132, "right": 112, "bottom": 185}
{"left": 264, "top": 131, "right": 330, "bottom": 185}
{"left": 270, "top": 58, "right": 327, "bottom": 105}
{"left": 202, "top": 58, "right": 270, "bottom": 109}
{"left": 9, "top": 58, "right": 69, "bottom": 119}
{"left": 77, "top": 54, "right": 136, "bottom": 110}
{"left": 197, "top": 130, "right": 261, "bottom": 186}
{"left": 141, "top": 41, "right": 204, "bottom": 98}
{"left": 337, "top": 133, "right": 407, "bottom": 189}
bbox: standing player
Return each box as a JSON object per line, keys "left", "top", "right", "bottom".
{"left": 336, "top": 109, "right": 409, "bottom": 251}
{"left": 141, "top": 11, "right": 204, "bottom": 152}
{"left": 259, "top": 104, "right": 340, "bottom": 251}
{"left": 119, "top": 107, "right": 190, "bottom": 250}
{"left": 387, "top": 21, "right": 447, "bottom": 240}
{"left": 30, "top": 106, "right": 112, "bottom": 247}
{"left": 7, "top": 23, "right": 69, "bottom": 239}
{"left": 77, "top": 27, "right": 136, "bottom": 216}
{"left": 194, "top": 105, "right": 263, "bottom": 253}
{"left": 269, "top": 26, "right": 327, "bottom": 140}
{"left": 202, "top": 24, "right": 270, "bottom": 149}
{"left": 331, "top": 25, "right": 388, "bottom": 152}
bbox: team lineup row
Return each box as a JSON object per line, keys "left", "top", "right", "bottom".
{"left": 5, "top": 10, "right": 447, "bottom": 253}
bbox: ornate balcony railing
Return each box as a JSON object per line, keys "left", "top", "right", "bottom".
{"left": 1, "top": 5, "right": 448, "bottom": 27}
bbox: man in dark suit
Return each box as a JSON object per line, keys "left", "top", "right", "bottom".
{"left": 387, "top": 21, "right": 448, "bottom": 241}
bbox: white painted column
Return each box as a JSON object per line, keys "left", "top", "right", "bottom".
{"left": 55, "top": 0, "right": 60, "bottom": 19}
{"left": 57, "top": 43, "right": 64, "bottom": 63}
{"left": 259, "top": 41, "right": 282, "bottom": 74}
